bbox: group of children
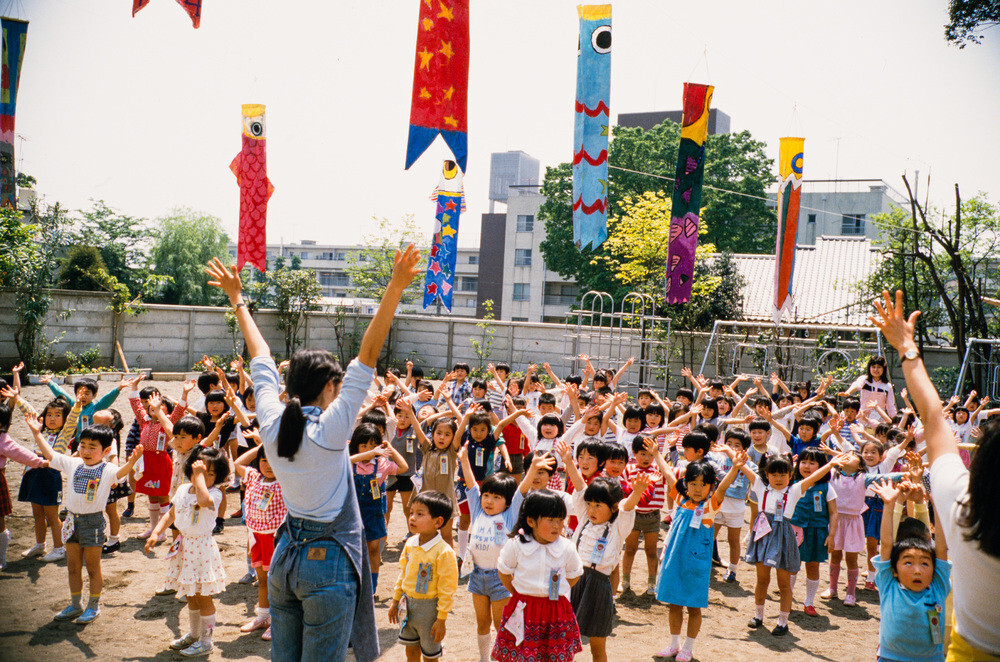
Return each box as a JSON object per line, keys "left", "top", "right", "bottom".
{"left": 0, "top": 352, "right": 989, "bottom": 660}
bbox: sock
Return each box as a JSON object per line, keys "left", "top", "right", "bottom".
{"left": 622, "top": 573, "right": 631, "bottom": 589}
{"left": 478, "top": 633, "right": 492, "bottom": 662}
{"left": 71, "top": 592, "right": 83, "bottom": 609}
{"left": 458, "top": 529, "right": 469, "bottom": 559}
{"left": 789, "top": 572, "right": 798, "bottom": 592}
{"left": 728, "top": 563, "right": 738, "bottom": 574}
{"left": 671, "top": 634, "right": 681, "bottom": 650}
{"left": 87, "top": 593, "right": 101, "bottom": 610}
{"left": 805, "top": 579, "right": 820, "bottom": 606}
{"left": 778, "top": 610, "right": 789, "bottom": 626}
{"left": 755, "top": 604, "right": 765, "bottom": 621}
{"left": 846, "top": 568, "right": 860, "bottom": 596}
{"left": 829, "top": 563, "right": 841, "bottom": 592}
{"left": 257, "top": 606, "right": 270, "bottom": 620}
{"left": 371, "top": 572, "right": 379, "bottom": 595}
{"left": 148, "top": 504, "right": 161, "bottom": 531}
{"left": 188, "top": 609, "right": 202, "bottom": 638}
{"left": 200, "top": 613, "right": 215, "bottom": 646}
{"left": 682, "top": 636, "right": 696, "bottom": 653}
{"left": 108, "top": 534, "right": 119, "bottom": 545}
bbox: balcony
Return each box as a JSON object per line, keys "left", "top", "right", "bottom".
{"left": 543, "top": 294, "right": 579, "bottom": 306}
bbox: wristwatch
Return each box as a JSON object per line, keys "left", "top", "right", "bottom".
{"left": 901, "top": 348, "right": 920, "bottom": 362}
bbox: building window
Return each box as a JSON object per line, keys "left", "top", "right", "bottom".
{"left": 512, "top": 283, "right": 530, "bottom": 301}
{"left": 841, "top": 214, "right": 866, "bottom": 236}
{"left": 807, "top": 214, "right": 816, "bottom": 224}
{"left": 468, "top": 254, "right": 479, "bottom": 265}
{"left": 512, "top": 317, "right": 529, "bottom": 322}
{"left": 300, "top": 252, "right": 310, "bottom": 260}
{"left": 514, "top": 249, "right": 532, "bottom": 267}
{"left": 319, "top": 251, "right": 334, "bottom": 260}
{"left": 334, "top": 251, "right": 347, "bottom": 261}
{"left": 516, "top": 215, "right": 535, "bottom": 232}
{"left": 460, "top": 276, "right": 478, "bottom": 292}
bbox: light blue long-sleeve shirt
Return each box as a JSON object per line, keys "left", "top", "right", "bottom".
{"left": 251, "top": 355, "right": 373, "bottom": 522}
{"left": 48, "top": 381, "right": 122, "bottom": 435}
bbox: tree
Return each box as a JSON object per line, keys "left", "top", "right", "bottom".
{"left": 346, "top": 215, "right": 425, "bottom": 303}
{"left": 945, "top": 0, "right": 1000, "bottom": 47}
{"left": 150, "top": 209, "right": 230, "bottom": 305}
{"left": 66, "top": 200, "right": 156, "bottom": 295}
{"left": 540, "top": 120, "right": 774, "bottom": 301}
{"left": 271, "top": 266, "right": 323, "bottom": 357}
{"left": 58, "top": 245, "right": 111, "bottom": 291}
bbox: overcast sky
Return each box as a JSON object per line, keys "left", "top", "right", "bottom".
{"left": 14, "top": 0, "right": 1000, "bottom": 248}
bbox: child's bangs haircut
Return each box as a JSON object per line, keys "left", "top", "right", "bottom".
{"left": 473, "top": 399, "right": 493, "bottom": 414}
{"left": 527, "top": 450, "right": 556, "bottom": 477}
{"left": 794, "top": 448, "right": 830, "bottom": 483}
{"left": 891, "top": 534, "right": 937, "bottom": 574}
{"left": 538, "top": 392, "right": 556, "bottom": 407}
{"left": 184, "top": 445, "right": 231, "bottom": 484}
{"left": 603, "top": 442, "right": 629, "bottom": 464}
{"left": 644, "top": 402, "right": 665, "bottom": 420}
{"left": 204, "top": 389, "right": 230, "bottom": 409}
{"left": 481, "top": 473, "right": 517, "bottom": 507}
{"left": 471, "top": 379, "right": 488, "bottom": 391}
{"left": 512, "top": 489, "right": 567, "bottom": 542}
{"left": 694, "top": 422, "right": 719, "bottom": 444}
{"left": 637, "top": 388, "right": 653, "bottom": 400}
{"left": 862, "top": 439, "right": 885, "bottom": 456}
{"left": 875, "top": 423, "right": 891, "bottom": 437}
{"left": 758, "top": 453, "right": 794, "bottom": 481}
{"left": 430, "top": 417, "right": 458, "bottom": 436}
{"left": 700, "top": 398, "right": 719, "bottom": 418}
{"left": 536, "top": 413, "right": 564, "bottom": 437}
{"left": 677, "top": 460, "right": 717, "bottom": 499}
{"left": 667, "top": 402, "right": 687, "bottom": 422}
{"left": 468, "top": 411, "right": 492, "bottom": 432}
{"left": 360, "top": 408, "right": 387, "bottom": 433}
{"left": 681, "top": 430, "right": 711, "bottom": 455}
{"left": 797, "top": 415, "right": 822, "bottom": 433}
{"left": 843, "top": 397, "right": 861, "bottom": 412}
{"left": 564, "top": 374, "right": 582, "bottom": 387}
{"left": 349, "top": 422, "right": 383, "bottom": 455}
{"left": 412, "top": 489, "right": 454, "bottom": 523}
{"left": 576, "top": 439, "right": 607, "bottom": 468}
{"left": 138, "top": 385, "right": 161, "bottom": 400}
{"left": 675, "top": 387, "right": 694, "bottom": 402}
{"left": 708, "top": 380, "right": 725, "bottom": 391}
{"left": 748, "top": 417, "right": 772, "bottom": 433}
{"left": 41, "top": 397, "right": 72, "bottom": 425}
{"left": 724, "top": 428, "right": 751, "bottom": 450}
{"left": 197, "top": 372, "right": 220, "bottom": 394}
{"left": 631, "top": 434, "right": 652, "bottom": 455}
{"left": 584, "top": 477, "right": 624, "bottom": 515}
{"left": 174, "top": 416, "right": 206, "bottom": 439}
{"left": 415, "top": 379, "right": 434, "bottom": 394}
{"left": 753, "top": 394, "right": 773, "bottom": 409}
{"left": 242, "top": 384, "right": 255, "bottom": 402}
{"left": 410, "top": 365, "right": 425, "bottom": 379}
{"left": 622, "top": 406, "right": 644, "bottom": 424}
{"left": 74, "top": 378, "right": 99, "bottom": 397}
{"left": 495, "top": 362, "right": 511, "bottom": 376}
{"left": 510, "top": 396, "right": 527, "bottom": 408}
{"left": 452, "top": 362, "right": 471, "bottom": 374}
{"left": 79, "top": 424, "right": 115, "bottom": 450}
{"left": 886, "top": 428, "right": 903, "bottom": 444}
{"left": 867, "top": 355, "right": 890, "bottom": 382}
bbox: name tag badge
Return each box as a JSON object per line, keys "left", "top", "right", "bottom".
{"left": 80, "top": 416, "right": 90, "bottom": 429}
{"left": 927, "top": 610, "right": 943, "bottom": 645}
{"left": 813, "top": 492, "right": 823, "bottom": 513}
{"left": 439, "top": 455, "right": 449, "bottom": 475}
{"left": 548, "top": 569, "right": 561, "bottom": 601}
{"left": 475, "top": 447, "right": 484, "bottom": 466}
{"left": 406, "top": 438, "right": 414, "bottom": 454}
{"left": 494, "top": 521, "right": 506, "bottom": 546}
{"left": 191, "top": 506, "right": 200, "bottom": 526}
{"left": 416, "top": 562, "right": 433, "bottom": 594}
{"left": 774, "top": 500, "right": 785, "bottom": 523}
{"left": 257, "top": 489, "right": 272, "bottom": 512}
{"left": 85, "top": 478, "right": 100, "bottom": 503}
{"left": 589, "top": 536, "right": 608, "bottom": 565}
{"left": 370, "top": 479, "right": 381, "bottom": 500}
{"left": 690, "top": 502, "right": 706, "bottom": 529}
{"left": 156, "top": 432, "right": 167, "bottom": 452}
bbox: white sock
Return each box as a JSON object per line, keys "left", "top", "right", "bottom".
{"left": 755, "top": 604, "right": 765, "bottom": 620}
{"left": 257, "top": 606, "right": 270, "bottom": 619}
{"left": 458, "top": 529, "right": 469, "bottom": 559}
{"left": 805, "top": 579, "right": 820, "bottom": 606}
{"left": 188, "top": 609, "right": 202, "bottom": 638}
{"left": 682, "top": 636, "right": 696, "bottom": 653}
{"left": 200, "top": 614, "right": 215, "bottom": 646}
{"left": 789, "top": 572, "right": 798, "bottom": 592}
{"left": 148, "top": 504, "right": 161, "bottom": 530}
{"left": 477, "top": 633, "right": 492, "bottom": 662}
{"left": 778, "top": 610, "right": 789, "bottom": 626}
{"left": 728, "top": 563, "right": 738, "bottom": 574}
{"left": 671, "top": 634, "right": 681, "bottom": 649}
{"left": 108, "top": 534, "right": 119, "bottom": 545}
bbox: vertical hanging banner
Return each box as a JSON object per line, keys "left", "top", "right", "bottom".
{"left": 773, "top": 137, "right": 804, "bottom": 323}
{"left": 572, "top": 4, "right": 612, "bottom": 250}
{"left": 230, "top": 104, "right": 274, "bottom": 273}
{"left": 132, "top": 0, "right": 202, "bottom": 28}
{"left": 405, "top": 0, "right": 470, "bottom": 173}
{"left": 423, "top": 160, "right": 464, "bottom": 311}
{"left": 665, "top": 83, "right": 714, "bottom": 304}
{"left": 0, "top": 17, "right": 27, "bottom": 209}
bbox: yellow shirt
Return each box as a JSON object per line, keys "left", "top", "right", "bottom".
{"left": 392, "top": 532, "right": 459, "bottom": 620}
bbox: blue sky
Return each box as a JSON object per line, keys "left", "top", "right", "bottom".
{"left": 15, "top": 0, "right": 1000, "bottom": 247}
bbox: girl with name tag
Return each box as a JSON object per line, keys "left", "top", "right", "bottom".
{"left": 788, "top": 448, "right": 839, "bottom": 617}
{"left": 411, "top": 410, "right": 461, "bottom": 547}
{"left": 145, "top": 447, "right": 229, "bottom": 657}
{"left": 745, "top": 452, "right": 842, "bottom": 636}
{"left": 350, "top": 423, "right": 407, "bottom": 598}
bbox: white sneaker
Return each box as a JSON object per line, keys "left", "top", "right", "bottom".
{"left": 22, "top": 543, "right": 46, "bottom": 558}
{"left": 42, "top": 547, "right": 66, "bottom": 562}
{"left": 180, "top": 641, "right": 213, "bottom": 657}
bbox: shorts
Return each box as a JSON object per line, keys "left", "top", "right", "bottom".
{"left": 714, "top": 495, "right": 747, "bottom": 528}
{"left": 64, "top": 512, "right": 107, "bottom": 548}
{"left": 387, "top": 475, "right": 414, "bottom": 493}
{"left": 456, "top": 480, "right": 481, "bottom": 517}
{"left": 468, "top": 566, "right": 510, "bottom": 601}
{"left": 249, "top": 531, "right": 275, "bottom": 570}
{"left": 397, "top": 596, "right": 443, "bottom": 658}
{"left": 507, "top": 453, "right": 525, "bottom": 475}
{"left": 633, "top": 510, "right": 661, "bottom": 534}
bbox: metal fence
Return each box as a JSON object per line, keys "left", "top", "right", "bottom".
{"left": 955, "top": 339, "right": 1000, "bottom": 399}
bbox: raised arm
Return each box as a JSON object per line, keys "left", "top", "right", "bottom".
{"left": 542, "top": 363, "right": 563, "bottom": 390}
{"left": 610, "top": 357, "right": 634, "bottom": 389}
{"left": 356, "top": 246, "right": 420, "bottom": 368}
{"left": 206, "top": 258, "right": 271, "bottom": 359}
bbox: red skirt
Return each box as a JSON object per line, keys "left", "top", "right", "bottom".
{"left": 0, "top": 470, "right": 12, "bottom": 516}
{"left": 492, "top": 592, "right": 582, "bottom": 662}
{"left": 135, "top": 450, "right": 172, "bottom": 497}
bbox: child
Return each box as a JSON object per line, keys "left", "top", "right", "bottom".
{"left": 235, "top": 443, "right": 286, "bottom": 642}
{"left": 860, "top": 437, "right": 907, "bottom": 588}
{"left": 409, "top": 405, "right": 461, "bottom": 547}
{"left": 0, "top": 403, "right": 51, "bottom": 569}
{"left": 386, "top": 399, "right": 419, "bottom": 531}
{"left": 388, "top": 490, "right": 459, "bottom": 661}
{"left": 788, "top": 448, "right": 839, "bottom": 616}
{"left": 26, "top": 410, "right": 143, "bottom": 623}
{"left": 93, "top": 408, "right": 131, "bottom": 554}
{"left": 492, "top": 490, "right": 584, "bottom": 662}
{"left": 42, "top": 374, "right": 126, "bottom": 442}
{"left": 145, "top": 447, "right": 229, "bottom": 656}
{"left": 621, "top": 436, "right": 665, "bottom": 597}
{"left": 745, "top": 452, "right": 841, "bottom": 635}
{"left": 871, "top": 480, "right": 950, "bottom": 662}
{"left": 456, "top": 443, "right": 523, "bottom": 662}
{"left": 713, "top": 428, "right": 754, "bottom": 583}
{"left": 350, "top": 422, "right": 408, "bottom": 596}
{"left": 843, "top": 355, "right": 897, "bottom": 428}
{"left": 568, "top": 471, "right": 648, "bottom": 662}
{"left": 650, "top": 444, "right": 749, "bottom": 661}
{"left": 602, "top": 442, "right": 629, "bottom": 483}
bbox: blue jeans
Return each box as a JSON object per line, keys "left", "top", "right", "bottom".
{"left": 268, "top": 518, "right": 359, "bottom": 662}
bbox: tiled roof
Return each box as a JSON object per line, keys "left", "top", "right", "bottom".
{"left": 723, "top": 235, "right": 881, "bottom": 327}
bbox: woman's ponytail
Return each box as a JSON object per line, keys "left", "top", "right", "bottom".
{"left": 275, "top": 348, "right": 344, "bottom": 461}
{"left": 278, "top": 396, "right": 306, "bottom": 460}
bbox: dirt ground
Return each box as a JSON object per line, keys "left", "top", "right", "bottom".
{"left": 0, "top": 381, "right": 883, "bottom": 661}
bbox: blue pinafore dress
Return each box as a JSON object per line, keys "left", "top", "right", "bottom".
{"left": 354, "top": 462, "right": 388, "bottom": 542}
{"left": 654, "top": 496, "right": 714, "bottom": 608}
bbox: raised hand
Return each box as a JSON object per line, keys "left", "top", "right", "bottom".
{"left": 870, "top": 289, "right": 920, "bottom": 355}
{"left": 205, "top": 258, "right": 243, "bottom": 303}
{"left": 390, "top": 244, "right": 421, "bottom": 291}
{"left": 870, "top": 478, "right": 900, "bottom": 503}
{"left": 630, "top": 471, "right": 651, "bottom": 494}
{"left": 37, "top": 374, "right": 53, "bottom": 385}
{"left": 12, "top": 361, "right": 23, "bottom": 374}
{"left": 732, "top": 450, "right": 749, "bottom": 468}
{"left": 25, "top": 412, "right": 43, "bottom": 434}
{"left": 182, "top": 378, "right": 197, "bottom": 396}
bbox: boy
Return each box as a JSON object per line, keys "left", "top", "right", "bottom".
{"left": 446, "top": 363, "right": 472, "bottom": 405}
{"left": 487, "top": 362, "right": 511, "bottom": 412}
{"left": 777, "top": 413, "right": 820, "bottom": 456}
{"left": 389, "top": 491, "right": 459, "bottom": 661}
{"left": 713, "top": 429, "right": 754, "bottom": 583}
{"left": 621, "top": 436, "right": 666, "bottom": 596}
{"left": 27, "top": 408, "right": 143, "bottom": 623}
{"left": 44, "top": 375, "right": 126, "bottom": 442}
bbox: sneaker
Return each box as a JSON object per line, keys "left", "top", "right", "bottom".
{"left": 102, "top": 541, "right": 120, "bottom": 555}
{"left": 22, "top": 543, "right": 46, "bottom": 558}
{"left": 180, "top": 641, "right": 213, "bottom": 657}
{"left": 724, "top": 571, "right": 738, "bottom": 583}
{"left": 54, "top": 605, "right": 84, "bottom": 621}
{"left": 747, "top": 617, "right": 763, "bottom": 629}
{"left": 844, "top": 593, "right": 857, "bottom": 606}
{"left": 771, "top": 624, "right": 789, "bottom": 636}
{"left": 155, "top": 586, "right": 177, "bottom": 596}
{"left": 122, "top": 504, "right": 135, "bottom": 518}
{"left": 676, "top": 652, "right": 693, "bottom": 662}
{"left": 864, "top": 581, "right": 876, "bottom": 590}
{"left": 137, "top": 528, "right": 153, "bottom": 540}
{"left": 619, "top": 586, "right": 634, "bottom": 599}
{"left": 644, "top": 586, "right": 657, "bottom": 597}
{"left": 241, "top": 615, "right": 270, "bottom": 633}
{"left": 262, "top": 626, "right": 271, "bottom": 641}
{"left": 212, "top": 520, "right": 224, "bottom": 535}
{"left": 238, "top": 571, "right": 257, "bottom": 584}
{"left": 820, "top": 588, "right": 838, "bottom": 600}
{"left": 654, "top": 646, "right": 679, "bottom": 658}
{"left": 75, "top": 607, "right": 100, "bottom": 624}
{"left": 42, "top": 547, "right": 66, "bottom": 562}
{"left": 229, "top": 509, "right": 243, "bottom": 519}
{"left": 170, "top": 634, "right": 199, "bottom": 650}
{"left": 804, "top": 605, "right": 819, "bottom": 616}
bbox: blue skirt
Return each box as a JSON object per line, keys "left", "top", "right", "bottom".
{"left": 359, "top": 501, "right": 387, "bottom": 542}
{"left": 18, "top": 466, "right": 62, "bottom": 506}
{"left": 655, "top": 505, "right": 713, "bottom": 608}
{"left": 799, "top": 525, "right": 829, "bottom": 563}
{"left": 745, "top": 513, "right": 800, "bottom": 572}
{"left": 863, "top": 496, "right": 883, "bottom": 539}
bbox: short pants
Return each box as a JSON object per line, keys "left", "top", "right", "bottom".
{"left": 397, "top": 596, "right": 442, "bottom": 659}
{"left": 468, "top": 566, "right": 510, "bottom": 601}
{"left": 64, "top": 512, "right": 107, "bottom": 548}
{"left": 632, "top": 510, "right": 661, "bottom": 534}
{"left": 714, "top": 495, "right": 747, "bottom": 528}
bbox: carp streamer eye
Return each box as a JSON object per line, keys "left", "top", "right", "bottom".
{"left": 591, "top": 25, "right": 611, "bottom": 53}
{"left": 249, "top": 121, "right": 264, "bottom": 137}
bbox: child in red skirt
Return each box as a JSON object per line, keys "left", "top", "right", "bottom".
{"left": 494, "top": 489, "right": 584, "bottom": 662}
{"left": 235, "top": 442, "right": 286, "bottom": 641}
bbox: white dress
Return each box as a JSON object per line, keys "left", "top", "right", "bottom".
{"left": 164, "top": 484, "right": 226, "bottom": 599}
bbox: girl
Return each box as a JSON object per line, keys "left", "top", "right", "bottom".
{"left": 843, "top": 355, "right": 896, "bottom": 428}
{"left": 384, "top": 399, "right": 418, "bottom": 531}
{"left": 199, "top": 387, "right": 249, "bottom": 534}
{"left": 0, "top": 402, "right": 51, "bottom": 569}
{"left": 145, "top": 447, "right": 229, "bottom": 657}
{"left": 788, "top": 448, "right": 838, "bottom": 616}
{"left": 410, "top": 407, "right": 461, "bottom": 547}
{"left": 235, "top": 443, "right": 287, "bottom": 642}
{"left": 860, "top": 438, "right": 907, "bottom": 589}
{"left": 745, "top": 452, "right": 841, "bottom": 635}
{"left": 649, "top": 439, "right": 749, "bottom": 660}
{"left": 457, "top": 442, "right": 523, "bottom": 662}
{"left": 349, "top": 422, "right": 407, "bottom": 596}
{"left": 492, "top": 490, "right": 584, "bottom": 662}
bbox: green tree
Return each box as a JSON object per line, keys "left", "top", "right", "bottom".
{"left": 150, "top": 209, "right": 230, "bottom": 305}
{"left": 539, "top": 121, "right": 774, "bottom": 301}
{"left": 346, "top": 215, "right": 425, "bottom": 303}
{"left": 58, "top": 245, "right": 110, "bottom": 291}
{"left": 271, "top": 266, "right": 323, "bottom": 357}
{"left": 945, "top": 0, "right": 1000, "bottom": 47}
{"left": 67, "top": 200, "right": 155, "bottom": 295}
